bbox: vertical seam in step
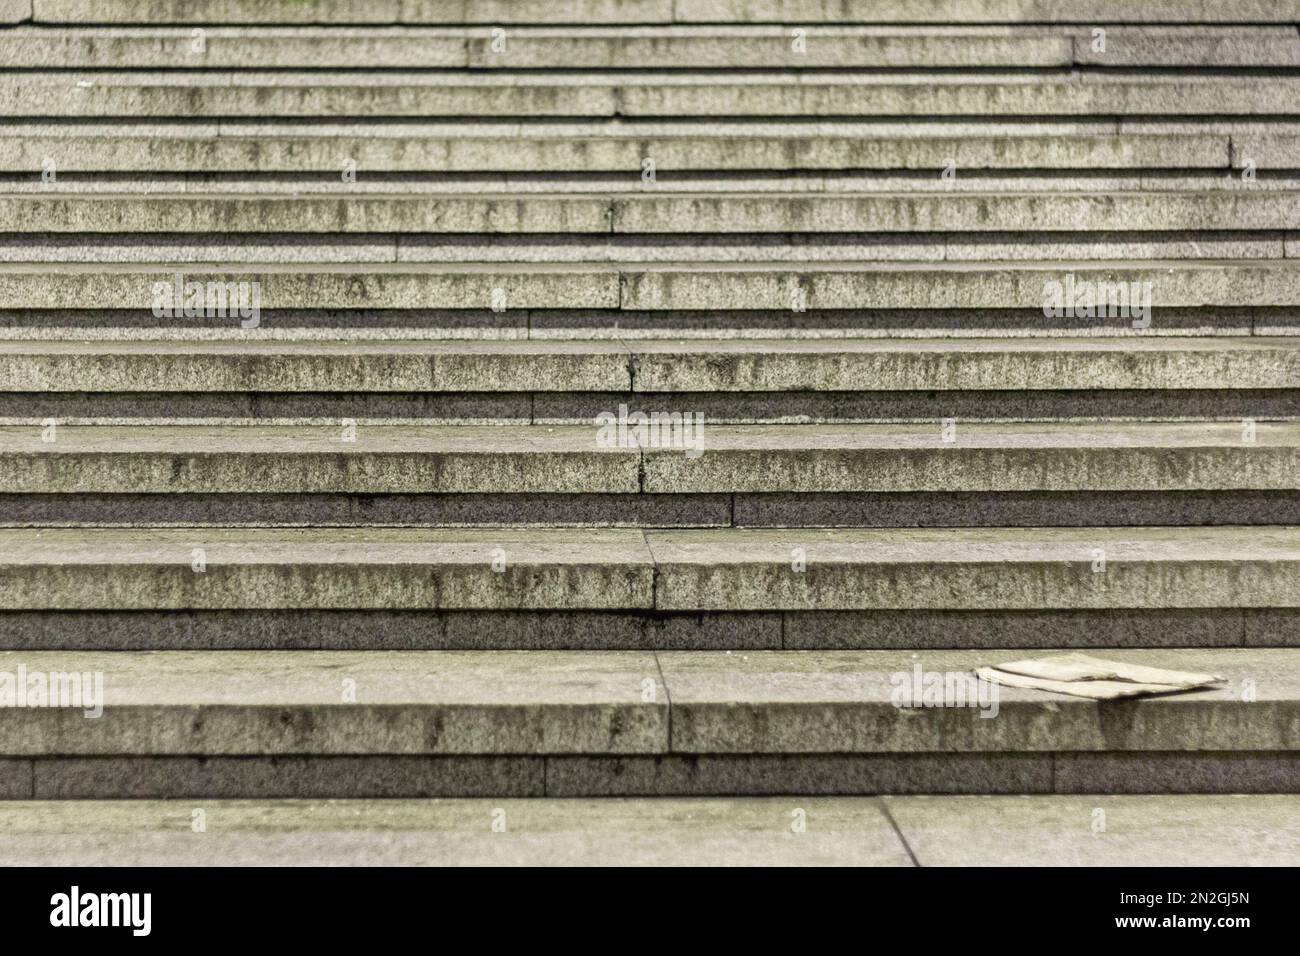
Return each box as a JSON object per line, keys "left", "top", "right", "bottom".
{"left": 390, "top": 232, "right": 400, "bottom": 265}
{"left": 652, "top": 649, "right": 672, "bottom": 756}
{"left": 1050, "top": 754, "right": 1058, "bottom": 794}
{"left": 645, "top": 530, "right": 659, "bottom": 611}
{"left": 877, "top": 797, "right": 920, "bottom": 867}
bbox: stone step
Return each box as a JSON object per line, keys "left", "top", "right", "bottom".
{"left": 0, "top": 261, "right": 1294, "bottom": 312}
{"left": 4, "top": 192, "right": 1292, "bottom": 236}
{"left": 0, "top": 125, "right": 1230, "bottom": 173}
{"left": 1, "top": 174, "right": 1288, "bottom": 196}
{"left": 1, "top": 422, "right": 1296, "bottom": 494}
{"left": 2, "top": 25, "right": 1296, "bottom": 68}
{"left": 4, "top": 234, "right": 1288, "bottom": 265}
{"left": 0, "top": 796, "right": 1293, "bottom": 866}
{"left": 6, "top": 72, "right": 1296, "bottom": 118}
{"left": 4, "top": 337, "right": 1294, "bottom": 393}
{"left": 23, "top": 0, "right": 1300, "bottom": 26}
{"left": 0, "top": 648, "right": 1292, "bottom": 797}
{"left": 1, "top": 526, "right": 1299, "bottom": 610}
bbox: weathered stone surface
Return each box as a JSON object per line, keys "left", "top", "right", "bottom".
{"left": 620, "top": 262, "right": 1300, "bottom": 311}
{"left": 646, "top": 527, "right": 1300, "bottom": 610}
{"left": 0, "top": 528, "right": 654, "bottom": 609}
{"left": 0, "top": 796, "right": 911, "bottom": 866}
{"left": 0, "top": 264, "right": 619, "bottom": 310}
{"left": 6, "top": 336, "right": 1294, "bottom": 393}
{"left": 673, "top": 1, "right": 1300, "bottom": 23}
{"left": 0, "top": 340, "right": 633, "bottom": 392}
{"left": 0, "top": 424, "right": 638, "bottom": 493}
{"left": 643, "top": 422, "right": 1300, "bottom": 493}
{"left": 4, "top": 74, "right": 1295, "bottom": 118}
{"left": 0, "top": 125, "right": 1223, "bottom": 173}
{"left": 657, "top": 648, "right": 1300, "bottom": 752}
{"left": 627, "top": 337, "right": 1300, "bottom": 391}
{"left": 886, "top": 794, "right": 1300, "bottom": 865}
{"left": 0, "top": 649, "right": 668, "bottom": 754}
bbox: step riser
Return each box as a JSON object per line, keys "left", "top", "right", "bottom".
{"left": 5, "top": 389, "right": 1297, "bottom": 423}
{"left": 2, "top": 308, "right": 1283, "bottom": 337}
{"left": 2, "top": 753, "right": 1295, "bottom": 798}
{"left": 3, "top": 196, "right": 1297, "bottom": 234}
{"left": 0, "top": 608, "right": 1292, "bottom": 651}
{"left": 0, "top": 235, "right": 1286, "bottom": 264}
{"left": 6, "top": 81, "right": 1297, "bottom": 118}
{"left": 4, "top": 490, "right": 1299, "bottom": 529}
{"left": 2, "top": 447, "right": 1296, "bottom": 494}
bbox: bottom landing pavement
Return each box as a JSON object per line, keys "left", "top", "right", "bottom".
{"left": 0, "top": 796, "right": 1295, "bottom": 866}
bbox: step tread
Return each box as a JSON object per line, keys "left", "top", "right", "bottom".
{"left": 1, "top": 526, "right": 1298, "bottom": 611}
{"left": 0, "top": 647, "right": 1291, "bottom": 754}
{"left": 3, "top": 420, "right": 1297, "bottom": 448}
{"left": 3, "top": 336, "right": 1297, "bottom": 393}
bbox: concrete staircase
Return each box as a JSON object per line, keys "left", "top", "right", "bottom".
{"left": 1, "top": 0, "right": 1298, "bottom": 857}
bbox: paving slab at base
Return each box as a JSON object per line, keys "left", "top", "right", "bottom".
{"left": 885, "top": 794, "right": 1300, "bottom": 866}
{"left": 0, "top": 649, "right": 668, "bottom": 755}
{"left": 0, "top": 797, "right": 910, "bottom": 867}
{"left": 0, "top": 795, "right": 1293, "bottom": 866}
